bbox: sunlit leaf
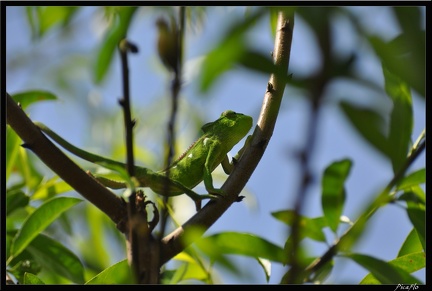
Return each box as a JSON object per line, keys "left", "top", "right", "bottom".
{"left": 32, "top": 7, "right": 79, "bottom": 38}
{"left": 94, "top": 7, "right": 138, "bottom": 83}
{"left": 32, "top": 177, "right": 73, "bottom": 200}
{"left": 10, "top": 90, "right": 57, "bottom": 110}
{"left": 86, "top": 259, "right": 134, "bottom": 284}
{"left": 197, "top": 232, "right": 285, "bottom": 264}
{"left": 321, "top": 159, "right": 351, "bottom": 233}
{"left": 359, "top": 252, "right": 425, "bottom": 284}
{"left": 17, "top": 147, "right": 44, "bottom": 192}
{"left": 396, "top": 169, "right": 425, "bottom": 191}
{"left": 406, "top": 207, "right": 425, "bottom": 252}
{"left": 345, "top": 253, "right": 420, "bottom": 284}
{"left": 398, "top": 229, "right": 423, "bottom": 257}
{"left": 398, "top": 186, "right": 425, "bottom": 205}
{"left": 23, "top": 272, "right": 45, "bottom": 285}
{"left": 9, "top": 197, "right": 82, "bottom": 260}
{"left": 6, "top": 126, "right": 21, "bottom": 180}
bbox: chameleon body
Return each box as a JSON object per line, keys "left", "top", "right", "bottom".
{"left": 35, "top": 110, "right": 253, "bottom": 210}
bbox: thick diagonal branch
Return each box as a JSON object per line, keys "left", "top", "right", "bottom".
{"left": 6, "top": 93, "right": 128, "bottom": 229}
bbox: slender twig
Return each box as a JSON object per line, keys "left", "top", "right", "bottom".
{"left": 284, "top": 15, "right": 331, "bottom": 283}
{"left": 118, "top": 39, "right": 143, "bottom": 282}
{"left": 159, "top": 7, "right": 185, "bottom": 242}
{"left": 159, "top": 9, "right": 294, "bottom": 266}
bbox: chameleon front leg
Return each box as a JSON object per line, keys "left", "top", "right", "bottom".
{"left": 221, "top": 135, "right": 252, "bottom": 174}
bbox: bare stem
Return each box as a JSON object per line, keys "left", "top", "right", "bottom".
{"left": 159, "top": 9, "right": 294, "bottom": 266}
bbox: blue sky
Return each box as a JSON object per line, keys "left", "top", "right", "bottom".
{"left": 6, "top": 6, "right": 425, "bottom": 284}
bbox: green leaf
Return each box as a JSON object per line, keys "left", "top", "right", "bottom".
{"left": 398, "top": 229, "right": 423, "bottom": 257}
{"left": 383, "top": 66, "right": 413, "bottom": 174}
{"left": 199, "top": 9, "right": 265, "bottom": 92}
{"left": 359, "top": 252, "right": 425, "bottom": 284}
{"left": 29, "top": 7, "right": 79, "bottom": 38}
{"left": 396, "top": 169, "right": 425, "bottom": 191}
{"left": 200, "top": 37, "right": 245, "bottom": 93}
{"left": 86, "top": 259, "right": 134, "bottom": 284}
{"left": 9, "top": 197, "right": 82, "bottom": 260}
{"left": 17, "top": 146, "right": 44, "bottom": 193}
{"left": 406, "top": 207, "right": 425, "bottom": 252}
{"left": 345, "top": 253, "right": 420, "bottom": 284}
{"left": 197, "top": 232, "right": 285, "bottom": 264}
{"left": 321, "top": 159, "right": 352, "bottom": 232}
{"left": 368, "top": 31, "right": 425, "bottom": 97}
{"left": 6, "top": 126, "right": 21, "bottom": 181}
{"left": 32, "top": 177, "right": 73, "bottom": 200}
{"left": 27, "top": 233, "right": 85, "bottom": 284}
{"left": 272, "top": 210, "right": 327, "bottom": 242}
{"left": 94, "top": 7, "right": 137, "bottom": 83}
{"left": 23, "top": 272, "right": 45, "bottom": 285}
{"left": 340, "top": 101, "right": 389, "bottom": 158}
{"left": 10, "top": 90, "right": 57, "bottom": 110}
{"left": 398, "top": 186, "right": 425, "bottom": 206}
{"left": 6, "top": 191, "right": 30, "bottom": 219}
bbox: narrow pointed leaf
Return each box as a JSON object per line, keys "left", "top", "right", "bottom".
{"left": 396, "top": 169, "right": 425, "bottom": 191}
{"left": 340, "top": 101, "right": 389, "bottom": 158}
{"left": 27, "top": 233, "right": 85, "bottom": 284}
{"left": 86, "top": 259, "right": 134, "bottom": 284}
{"left": 398, "top": 229, "right": 423, "bottom": 257}
{"left": 346, "top": 253, "right": 420, "bottom": 284}
{"left": 383, "top": 66, "right": 413, "bottom": 174}
{"left": 23, "top": 273, "right": 45, "bottom": 285}
{"left": 197, "top": 232, "right": 285, "bottom": 263}
{"left": 94, "top": 7, "right": 137, "bottom": 83}
{"left": 359, "top": 252, "right": 425, "bottom": 284}
{"left": 9, "top": 197, "right": 82, "bottom": 259}
{"left": 272, "top": 210, "right": 327, "bottom": 242}
{"left": 11, "top": 90, "right": 57, "bottom": 110}
{"left": 321, "top": 159, "right": 351, "bottom": 232}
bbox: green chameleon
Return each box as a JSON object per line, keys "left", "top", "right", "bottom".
{"left": 35, "top": 110, "right": 253, "bottom": 210}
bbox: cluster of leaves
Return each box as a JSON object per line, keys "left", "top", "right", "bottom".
{"left": 6, "top": 6, "right": 425, "bottom": 284}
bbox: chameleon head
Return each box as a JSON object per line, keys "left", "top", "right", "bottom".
{"left": 201, "top": 110, "right": 253, "bottom": 148}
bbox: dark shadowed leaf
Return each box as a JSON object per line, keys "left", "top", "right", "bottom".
{"left": 27, "top": 233, "right": 85, "bottom": 284}
{"left": 340, "top": 101, "right": 389, "bottom": 158}
{"left": 383, "top": 66, "right": 413, "bottom": 174}
{"left": 272, "top": 210, "right": 327, "bottom": 242}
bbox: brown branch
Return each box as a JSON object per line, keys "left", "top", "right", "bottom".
{"left": 6, "top": 93, "right": 128, "bottom": 230}
{"left": 159, "top": 10, "right": 294, "bottom": 266}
